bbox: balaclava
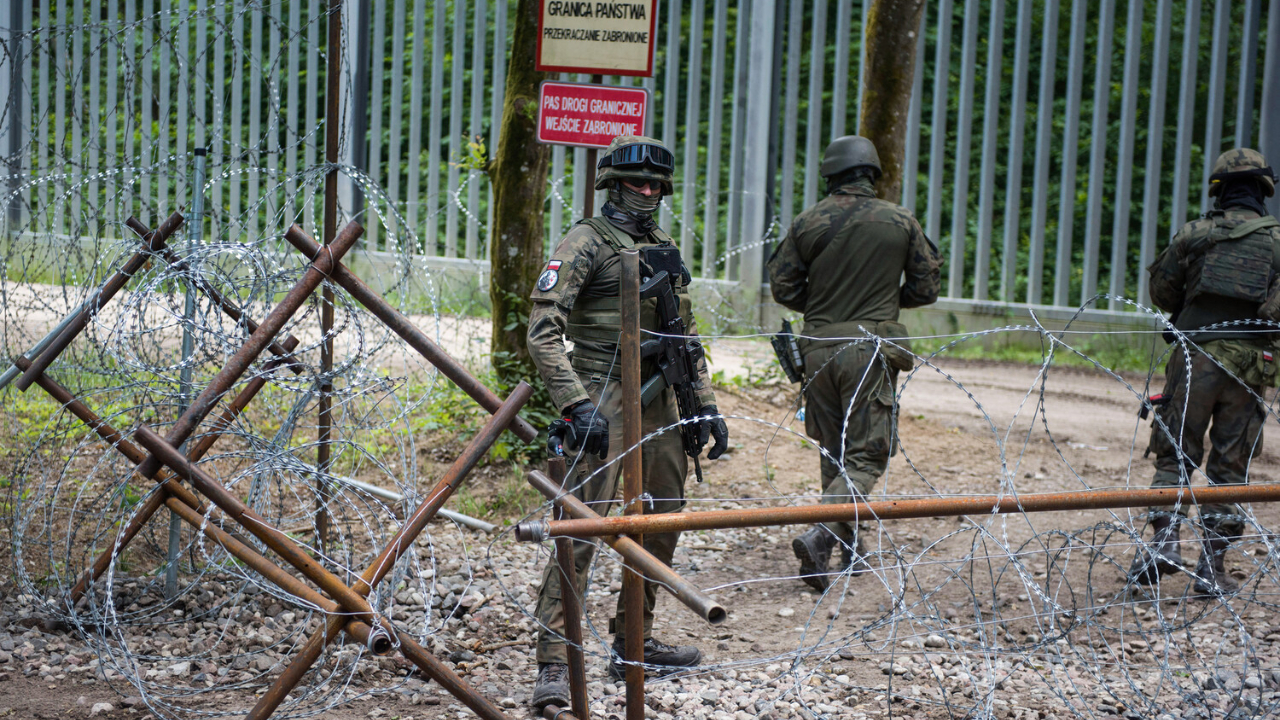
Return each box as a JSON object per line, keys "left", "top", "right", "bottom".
{"left": 1216, "top": 178, "right": 1269, "bottom": 217}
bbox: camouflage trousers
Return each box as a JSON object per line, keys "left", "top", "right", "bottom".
{"left": 1147, "top": 343, "right": 1268, "bottom": 535}
{"left": 534, "top": 373, "right": 688, "bottom": 666}
{"left": 802, "top": 341, "right": 897, "bottom": 543}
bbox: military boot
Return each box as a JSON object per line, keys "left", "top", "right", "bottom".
{"left": 793, "top": 526, "right": 839, "bottom": 591}
{"left": 1192, "top": 531, "right": 1239, "bottom": 597}
{"left": 1127, "top": 514, "right": 1184, "bottom": 585}
{"left": 532, "top": 662, "right": 571, "bottom": 710}
{"left": 840, "top": 534, "right": 873, "bottom": 576}
{"left": 609, "top": 636, "right": 702, "bottom": 679}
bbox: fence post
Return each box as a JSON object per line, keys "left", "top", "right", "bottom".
{"left": 5, "top": 0, "right": 24, "bottom": 235}
{"left": 739, "top": 0, "right": 775, "bottom": 324}
{"left": 1260, "top": 0, "right": 1280, "bottom": 219}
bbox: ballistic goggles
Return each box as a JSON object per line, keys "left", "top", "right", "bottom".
{"left": 598, "top": 143, "right": 674, "bottom": 172}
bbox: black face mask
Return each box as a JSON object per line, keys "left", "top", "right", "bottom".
{"left": 1217, "top": 179, "right": 1269, "bottom": 216}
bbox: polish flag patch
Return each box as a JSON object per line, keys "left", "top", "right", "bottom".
{"left": 537, "top": 260, "right": 563, "bottom": 291}
{"left": 1265, "top": 351, "right": 1274, "bottom": 362}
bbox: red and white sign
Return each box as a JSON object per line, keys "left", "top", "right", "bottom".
{"left": 536, "top": 0, "right": 658, "bottom": 76}
{"left": 536, "top": 81, "right": 650, "bottom": 149}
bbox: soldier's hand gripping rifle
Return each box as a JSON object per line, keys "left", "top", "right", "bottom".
{"left": 637, "top": 265, "right": 711, "bottom": 482}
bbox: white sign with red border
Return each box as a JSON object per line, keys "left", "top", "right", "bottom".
{"left": 536, "top": 81, "right": 650, "bottom": 149}
{"left": 536, "top": 0, "right": 658, "bottom": 76}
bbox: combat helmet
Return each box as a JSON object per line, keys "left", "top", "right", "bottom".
{"left": 595, "top": 135, "right": 675, "bottom": 194}
{"left": 1209, "top": 148, "right": 1276, "bottom": 197}
{"left": 820, "top": 135, "right": 881, "bottom": 180}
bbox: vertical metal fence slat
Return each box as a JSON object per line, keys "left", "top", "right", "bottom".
{"left": 228, "top": 1, "right": 244, "bottom": 232}
{"left": 1136, "top": 0, "right": 1173, "bottom": 308}
{"left": 854, "top": 0, "right": 869, "bottom": 133}
{"left": 1262, "top": 0, "right": 1280, "bottom": 218}
{"left": 740, "top": 0, "right": 775, "bottom": 296}
{"left": 659, "top": 0, "right": 682, "bottom": 231}
{"left": 38, "top": 1, "right": 50, "bottom": 232}
{"left": 491, "top": 0, "right": 508, "bottom": 153}
{"left": 0, "top": 5, "right": 10, "bottom": 235}
{"left": 285, "top": 0, "right": 301, "bottom": 218}
{"left": 946, "top": 1, "right": 980, "bottom": 299}
{"left": 1000, "top": 0, "right": 1032, "bottom": 303}
{"left": 572, "top": 72, "right": 589, "bottom": 222}
{"left": 1235, "top": 0, "right": 1262, "bottom": 148}
{"left": 1169, "top": 0, "right": 1201, "bottom": 232}
{"left": 446, "top": 0, "right": 465, "bottom": 257}
{"left": 366, "top": 0, "right": 387, "bottom": 249}
{"left": 406, "top": 0, "right": 427, "bottom": 246}
{"left": 1052, "top": 0, "right": 1087, "bottom": 308}
{"left": 725, "top": 0, "right": 750, "bottom": 281}
{"left": 428, "top": 0, "right": 445, "bottom": 253}
{"left": 248, "top": 4, "right": 263, "bottom": 237}
{"left": 550, "top": 141, "right": 566, "bottom": 244}
{"left": 466, "top": 0, "right": 486, "bottom": 259}
{"left": 266, "top": 5, "right": 281, "bottom": 225}
{"left": 54, "top": 1, "right": 68, "bottom": 234}
{"left": 925, "top": 0, "right": 952, "bottom": 244}
{"left": 1106, "top": 0, "right": 1143, "bottom": 309}
{"left": 702, "top": 2, "right": 728, "bottom": 277}
{"left": 801, "top": 0, "right": 827, "bottom": 210}
{"left": 831, "top": 0, "right": 851, "bottom": 140}
{"left": 70, "top": 3, "right": 84, "bottom": 229}
{"left": 384, "top": 0, "right": 407, "bottom": 243}
{"left": 209, "top": 1, "right": 223, "bottom": 215}
{"left": 88, "top": 3, "right": 102, "bottom": 227}
{"left": 903, "top": 3, "right": 927, "bottom": 216}
{"left": 304, "top": 0, "right": 320, "bottom": 234}
{"left": 973, "top": 0, "right": 1005, "bottom": 301}
{"left": 681, "top": 0, "right": 705, "bottom": 265}
{"left": 1200, "top": 0, "right": 1229, "bottom": 215}
{"left": 1080, "top": 0, "right": 1115, "bottom": 304}
{"left": 1026, "top": 0, "right": 1059, "bottom": 305}
{"left": 780, "top": 0, "right": 803, "bottom": 232}
{"left": 25, "top": 2, "right": 37, "bottom": 234}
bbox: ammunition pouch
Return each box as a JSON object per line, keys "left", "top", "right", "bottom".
{"left": 770, "top": 318, "right": 805, "bottom": 383}
{"left": 1203, "top": 339, "right": 1280, "bottom": 389}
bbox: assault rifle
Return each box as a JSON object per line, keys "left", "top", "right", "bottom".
{"left": 638, "top": 267, "right": 709, "bottom": 482}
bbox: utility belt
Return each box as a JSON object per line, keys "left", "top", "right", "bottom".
{"left": 568, "top": 344, "right": 658, "bottom": 383}
{"left": 1199, "top": 338, "right": 1280, "bottom": 388}
{"left": 798, "top": 319, "right": 916, "bottom": 373}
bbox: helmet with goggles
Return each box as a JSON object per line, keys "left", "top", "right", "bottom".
{"left": 595, "top": 135, "right": 675, "bottom": 194}
{"left": 1209, "top": 148, "right": 1276, "bottom": 198}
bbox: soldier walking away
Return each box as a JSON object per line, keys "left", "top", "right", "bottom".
{"left": 767, "top": 136, "right": 941, "bottom": 593}
{"left": 525, "top": 136, "right": 729, "bottom": 709}
{"left": 1129, "top": 148, "right": 1280, "bottom": 597}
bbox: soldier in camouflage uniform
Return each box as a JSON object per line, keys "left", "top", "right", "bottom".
{"left": 527, "top": 136, "right": 729, "bottom": 709}
{"left": 1129, "top": 148, "right": 1280, "bottom": 597}
{"left": 768, "top": 136, "right": 941, "bottom": 592}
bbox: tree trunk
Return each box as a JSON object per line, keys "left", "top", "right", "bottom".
{"left": 859, "top": 0, "right": 926, "bottom": 204}
{"left": 488, "top": 0, "right": 551, "bottom": 386}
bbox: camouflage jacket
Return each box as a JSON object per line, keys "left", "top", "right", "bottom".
{"left": 527, "top": 210, "right": 716, "bottom": 413}
{"left": 768, "top": 181, "right": 941, "bottom": 329}
{"left": 1149, "top": 205, "right": 1280, "bottom": 344}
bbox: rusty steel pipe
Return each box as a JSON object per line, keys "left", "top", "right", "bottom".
{"left": 15, "top": 355, "right": 268, "bottom": 601}
{"left": 132, "top": 425, "right": 391, "bottom": 630}
{"left": 248, "top": 384, "right": 533, "bottom": 720}
{"left": 550, "top": 459, "right": 590, "bottom": 720}
{"left": 523, "top": 469, "right": 727, "bottom": 625}
{"left": 520, "top": 483, "right": 1280, "bottom": 539}
{"left": 542, "top": 707, "right": 582, "bottom": 720}
{"left": 133, "top": 221, "right": 362, "bottom": 483}
{"left": 619, "top": 249, "right": 644, "bottom": 720}
{"left": 17, "top": 212, "right": 185, "bottom": 391}
{"left": 279, "top": 226, "right": 539, "bottom": 444}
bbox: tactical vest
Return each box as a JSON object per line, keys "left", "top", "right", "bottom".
{"left": 566, "top": 216, "right": 695, "bottom": 379}
{"left": 1184, "top": 214, "right": 1280, "bottom": 305}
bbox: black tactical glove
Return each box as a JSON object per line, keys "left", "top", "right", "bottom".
{"left": 697, "top": 405, "right": 729, "bottom": 460}
{"left": 547, "top": 400, "right": 610, "bottom": 459}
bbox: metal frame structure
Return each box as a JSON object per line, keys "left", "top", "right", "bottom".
{"left": 17, "top": 214, "right": 553, "bottom": 720}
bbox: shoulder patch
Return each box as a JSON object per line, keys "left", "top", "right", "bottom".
{"left": 536, "top": 260, "right": 562, "bottom": 292}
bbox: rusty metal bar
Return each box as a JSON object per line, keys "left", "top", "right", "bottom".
{"left": 16, "top": 211, "right": 185, "bottom": 391}
{"left": 619, "top": 249, "right": 643, "bottom": 720}
{"left": 523, "top": 469, "right": 726, "bottom": 624}
{"left": 542, "top": 707, "right": 582, "bottom": 720}
{"left": 521, "top": 483, "right": 1280, "bottom": 539}
{"left": 316, "top": 0, "right": 343, "bottom": 552}
{"left": 549, "top": 458, "right": 589, "bottom": 720}
{"left": 134, "top": 221, "right": 362, "bottom": 483}
{"left": 17, "top": 353, "right": 292, "bottom": 602}
{"left": 127, "top": 218, "right": 303, "bottom": 369}
{"left": 245, "top": 383, "right": 533, "bottom": 720}
{"left": 132, "top": 425, "right": 390, "bottom": 629}
{"left": 279, "top": 227, "right": 539, "bottom": 443}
